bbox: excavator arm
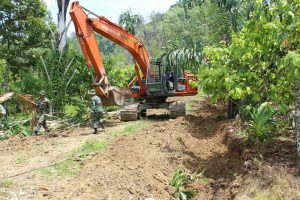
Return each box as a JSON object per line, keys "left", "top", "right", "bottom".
{"left": 69, "top": 1, "right": 151, "bottom": 106}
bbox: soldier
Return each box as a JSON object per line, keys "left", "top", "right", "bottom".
{"left": 89, "top": 89, "right": 105, "bottom": 134}
{"left": 33, "top": 90, "right": 51, "bottom": 135}
{"left": 0, "top": 104, "right": 6, "bottom": 129}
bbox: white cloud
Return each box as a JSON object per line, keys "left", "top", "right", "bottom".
{"left": 43, "top": 0, "right": 177, "bottom": 34}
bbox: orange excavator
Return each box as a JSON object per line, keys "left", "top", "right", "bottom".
{"left": 69, "top": 1, "right": 198, "bottom": 121}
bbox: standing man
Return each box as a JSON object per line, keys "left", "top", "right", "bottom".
{"left": 89, "top": 89, "right": 105, "bottom": 134}
{"left": 0, "top": 104, "right": 6, "bottom": 129}
{"left": 34, "top": 90, "right": 51, "bottom": 135}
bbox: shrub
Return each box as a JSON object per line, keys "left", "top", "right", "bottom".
{"left": 248, "top": 102, "right": 277, "bottom": 142}
{"left": 170, "top": 169, "right": 197, "bottom": 200}
{"left": 63, "top": 104, "right": 81, "bottom": 119}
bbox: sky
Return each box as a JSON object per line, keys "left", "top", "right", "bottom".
{"left": 43, "top": 0, "right": 178, "bottom": 34}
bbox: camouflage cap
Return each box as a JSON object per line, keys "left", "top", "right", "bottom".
{"left": 88, "top": 89, "right": 96, "bottom": 95}
{"left": 39, "top": 90, "right": 46, "bottom": 96}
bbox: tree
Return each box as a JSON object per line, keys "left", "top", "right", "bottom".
{"left": 136, "top": 12, "right": 166, "bottom": 58}
{"left": 180, "top": 0, "right": 255, "bottom": 32}
{"left": 118, "top": 10, "right": 144, "bottom": 35}
{"left": 199, "top": 0, "right": 300, "bottom": 107}
{"left": 0, "top": 0, "right": 51, "bottom": 92}
{"left": 57, "top": 0, "right": 70, "bottom": 53}
{"left": 152, "top": 1, "right": 231, "bottom": 73}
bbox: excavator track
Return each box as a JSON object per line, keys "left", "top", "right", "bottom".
{"left": 168, "top": 101, "right": 186, "bottom": 118}
{"left": 120, "top": 103, "right": 139, "bottom": 121}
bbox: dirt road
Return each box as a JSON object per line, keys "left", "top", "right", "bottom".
{"left": 0, "top": 98, "right": 298, "bottom": 200}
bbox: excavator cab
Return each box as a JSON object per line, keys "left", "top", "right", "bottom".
{"left": 146, "top": 59, "right": 164, "bottom": 95}
{"left": 145, "top": 59, "right": 190, "bottom": 97}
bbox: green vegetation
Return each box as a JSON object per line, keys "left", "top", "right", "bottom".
{"left": 71, "top": 139, "right": 107, "bottom": 158}
{"left": 182, "top": 0, "right": 299, "bottom": 142}
{"left": 41, "top": 139, "right": 107, "bottom": 180}
{"left": 15, "top": 157, "right": 27, "bottom": 165}
{"left": 40, "top": 120, "right": 147, "bottom": 180}
{"left": 41, "top": 158, "right": 81, "bottom": 180}
{"left": 247, "top": 103, "right": 277, "bottom": 142}
{"left": 0, "top": 179, "right": 13, "bottom": 197}
{"left": 41, "top": 159, "right": 79, "bottom": 180}
{"left": 200, "top": 0, "right": 300, "bottom": 106}
{"left": 0, "top": 0, "right": 297, "bottom": 145}
{"left": 63, "top": 104, "right": 81, "bottom": 119}
{"left": 109, "top": 121, "right": 150, "bottom": 137}
{"left": 170, "top": 169, "right": 209, "bottom": 200}
{"left": 0, "top": 179, "right": 13, "bottom": 189}
{"left": 1, "top": 113, "right": 33, "bottom": 140}
{"left": 237, "top": 168, "right": 300, "bottom": 200}
{"left": 118, "top": 10, "right": 143, "bottom": 35}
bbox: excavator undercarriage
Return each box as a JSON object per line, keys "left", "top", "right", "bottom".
{"left": 120, "top": 99, "right": 186, "bottom": 121}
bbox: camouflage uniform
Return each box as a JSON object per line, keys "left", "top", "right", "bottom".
{"left": 34, "top": 92, "right": 51, "bottom": 135}
{"left": 0, "top": 104, "right": 6, "bottom": 129}
{"left": 90, "top": 90, "right": 104, "bottom": 133}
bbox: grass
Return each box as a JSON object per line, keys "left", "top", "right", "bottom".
{"left": 197, "top": 173, "right": 210, "bottom": 185}
{"left": 0, "top": 179, "right": 13, "bottom": 197}
{"left": 0, "top": 179, "right": 13, "bottom": 189}
{"left": 109, "top": 121, "right": 150, "bottom": 137}
{"left": 41, "top": 139, "right": 107, "bottom": 180}
{"left": 186, "top": 94, "right": 205, "bottom": 112}
{"left": 15, "top": 156, "right": 27, "bottom": 165}
{"left": 251, "top": 190, "right": 283, "bottom": 200}
{"left": 71, "top": 139, "right": 107, "bottom": 157}
{"left": 40, "top": 120, "right": 149, "bottom": 181}
{"left": 234, "top": 129, "right": 248, "bottom": 138}
{"left": 41, "top": 159, "right": 81, "bottom": 180}
{"left": 236, "top": 167, "right": 300, "bottom": 200}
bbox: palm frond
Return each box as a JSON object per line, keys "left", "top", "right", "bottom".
{"left": 162, "top": 46, "right": 203, "bottom": 73}
{"left": 118, "top": 10, "right": 144, "bottom": 35}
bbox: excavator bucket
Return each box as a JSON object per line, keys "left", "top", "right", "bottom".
{"left": 100, "top": 87, "right": 130, "bottom": 107}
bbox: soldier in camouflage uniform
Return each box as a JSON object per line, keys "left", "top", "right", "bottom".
{"left": 34, "top": 90, "right": 51, "bottom": 135}
{"left": 0, "top": 104, "right": 6, "bottom": 129}
{"left": 89, "top": 89, "right": 105, "bottom": 134}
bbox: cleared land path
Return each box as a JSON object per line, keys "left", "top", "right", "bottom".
{"left": 0, "top": 99, "right": 242, "bottom": 200}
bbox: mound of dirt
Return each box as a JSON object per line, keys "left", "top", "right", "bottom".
{"left": 49, "top": 99, "right": 238, "bottom": 200}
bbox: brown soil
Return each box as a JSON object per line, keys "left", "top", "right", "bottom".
{"left": 0, "top": 97, "right": 298, "bottom": 200}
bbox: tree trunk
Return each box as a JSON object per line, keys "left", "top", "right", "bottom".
{"left": 57, "top": 0, "right": 70, "bottom": 53}
{"left": 294, "top": 80, "right": 300, "bottom": 156}
{"left": 227, "top": 99, "right": 239, "bottom": 119}
{"left": 4, "top": 41, "right": 11, "bottom": 92}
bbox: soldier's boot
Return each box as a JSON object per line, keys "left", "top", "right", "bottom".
{"left": 33, "top": 131, "right": 38, "bottom": 136}
{"left": 44, "top": 128, "right": 50, "bottom": 138}
{"left": 93, "top": 128, "right": 98, "bottom": 134}
{"left": 100, "top": 122, "right": 105, "bottom": 130}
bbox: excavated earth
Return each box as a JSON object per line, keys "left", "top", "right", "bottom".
{"left": 0, "top": 97, "right": 299, "bottom": 200}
